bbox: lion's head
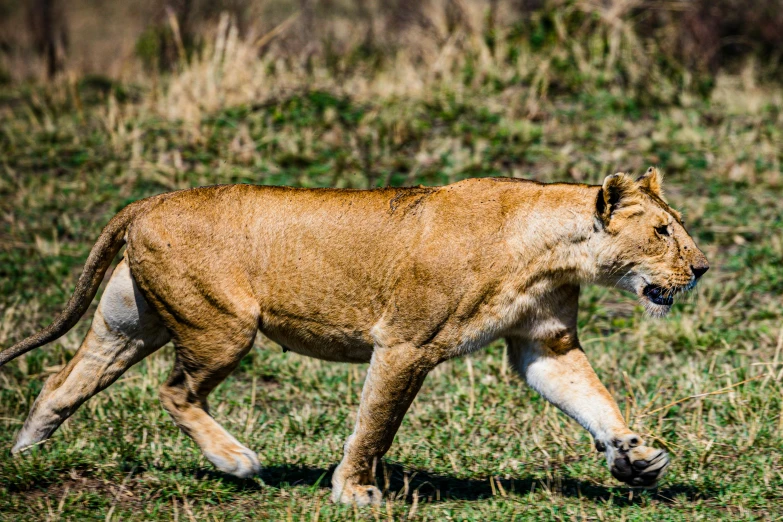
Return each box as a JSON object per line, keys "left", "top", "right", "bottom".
{"left": 593, "top": 167, "right": 709, "bottom": 317}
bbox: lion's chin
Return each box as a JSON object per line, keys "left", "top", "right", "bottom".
{"left": 640, "top": 297, "right": 672, "bottom": 318}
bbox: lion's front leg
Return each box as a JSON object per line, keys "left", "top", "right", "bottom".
{"left": 332, "top": 344, "right": 436, "bottom": 505}
{"left": 507, "top": 336, "right": 669, "bottom": 488}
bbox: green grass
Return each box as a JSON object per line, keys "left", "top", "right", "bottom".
{"left": 0, "top": 76, "right": 782, "bottom": 521}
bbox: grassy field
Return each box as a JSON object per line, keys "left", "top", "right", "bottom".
{"left": 1, "top": 39, "right": 783, "bottom": 520}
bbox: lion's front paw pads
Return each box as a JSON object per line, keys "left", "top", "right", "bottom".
{"left": 605, "top": 435, "right": 669, "bottom": 488}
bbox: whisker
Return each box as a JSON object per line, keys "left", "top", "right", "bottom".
{"left": 613, "top": 268, "right": 634, "bottom": 289}
{"left": 607, "top": 264, "right": 625, "bottom": 279}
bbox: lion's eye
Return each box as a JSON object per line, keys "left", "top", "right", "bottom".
{"left": 655, "top": 225, "right": 670, "bottom": 236}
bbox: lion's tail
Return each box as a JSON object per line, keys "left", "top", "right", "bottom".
{"left": 0, "top": 196, "right": 164, "bottom": 368}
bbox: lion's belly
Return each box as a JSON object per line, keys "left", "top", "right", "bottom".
{"left": 259, "top": 313, "right": 375, "bottom": 363}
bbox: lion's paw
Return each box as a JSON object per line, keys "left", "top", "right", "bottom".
{"left": 204, "top": 445, "right": 261, "bottom": 479}
{"left": 331, "top": 483, "right": 382, "bottom": 506}
{"left": 603, "top": 434, "right": 669, "bottom": 488}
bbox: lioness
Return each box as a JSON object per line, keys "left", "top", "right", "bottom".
{"left": 1, "top": 168, "right": 707, "bottom": 504}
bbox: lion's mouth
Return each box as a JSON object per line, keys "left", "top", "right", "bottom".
{"left": 642, "top": 284, "right": 674, "bottom": 306}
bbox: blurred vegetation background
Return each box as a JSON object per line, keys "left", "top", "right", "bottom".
{"left": 1, "top": 1, "right": 782, "bottom": 520}
{"left": 2, "top": 0, "right": 783, "bottom": 100}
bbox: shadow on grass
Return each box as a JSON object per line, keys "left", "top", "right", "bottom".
{"left": 5, "top": 458, "right": 709, "bottom": 507}
{"left": 226, "top": 462, "right": 710, "bottom": 506}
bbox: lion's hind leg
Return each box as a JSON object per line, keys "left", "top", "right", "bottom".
{"left": 331, "top": 343, "right": 437, "bottom": 505}
{"left": 12, "top": 259, "right": 170, "bottom": 453}
{"left": 158, "top": 324, "right": 260, "bottom": 479}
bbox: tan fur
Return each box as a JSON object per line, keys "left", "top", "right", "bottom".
{"left": 3, "top": 170, "right": 708, "bottom": 503}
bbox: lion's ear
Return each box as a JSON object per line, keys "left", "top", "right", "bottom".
{"left": 597, "top": 172, "right": 638, "bottom": 225}
{"left": 637, "top": 166, "right": 664, "bottom": 197}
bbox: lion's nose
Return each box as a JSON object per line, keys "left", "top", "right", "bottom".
{"left": 692, "top": 264, "right": 709, "bottom": 279}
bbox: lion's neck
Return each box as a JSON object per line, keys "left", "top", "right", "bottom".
{"left": 506, "top": 184, "right": 602, "bottom": 289}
